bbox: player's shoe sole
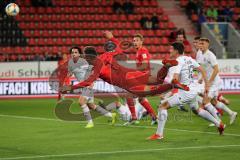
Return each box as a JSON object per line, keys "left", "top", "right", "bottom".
{"left": 172, "top": 79, "right": 189, "bottom": 91}
{"left": 230, "top": 112, "right": 237, "bottom": 125}
{"left": 147, "top": 134, "right": 164, "bottom": 140}
{"left": 85, "top": 122, "right": 94, "bottom": 128}
{"left": 162, "top": 59, "right": 178, "bottom": 67}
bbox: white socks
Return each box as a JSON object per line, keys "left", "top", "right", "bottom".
{"left": 198, "top": 108, "right": 220, "bottom": 127}
{"left": 156, "top": 109, "right": 168, "bottom": 136}
{"left": 215, "top": 101, "right": 233, "bottom": 116}
{"left": 82, "top": 104, "right": 93, "bottom": 123}
{"left": 205, "top": 103, "right": 221, "bottom": 121}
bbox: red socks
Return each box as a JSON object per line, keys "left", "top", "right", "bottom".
{"left": 139, "top": 98, "right": 157, "bottom": 119}
{"left": 126, "top": 98, "right": 137, "bottom": 120}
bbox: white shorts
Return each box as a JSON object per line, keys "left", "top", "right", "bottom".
{"left": 206, "top": 79, "right": 222, "bottom": 99}
{"left": 165, "top": 88, "right": 199, "bottom": 110}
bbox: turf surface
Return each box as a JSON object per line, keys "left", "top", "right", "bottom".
{"left": 0, "top": 95, "right": 240, "bottom": 160}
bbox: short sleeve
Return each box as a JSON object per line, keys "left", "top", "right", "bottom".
{"left": 191, "top": 57, "right": 200, "bottom": 68}
{"left": 209, "top": 52, "right": 218, "bottom": 67}
{"left": 171, "top": 63, "right": 181, "bottom": 74}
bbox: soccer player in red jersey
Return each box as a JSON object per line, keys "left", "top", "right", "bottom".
{"left": 104, "top": 31, "right": 158, "bottom": 124}
{"left": 132, "top": 33, "right": 157, "bottom": 124}
{"left": 60, "top": 46, "right": 189, "bottom": 100}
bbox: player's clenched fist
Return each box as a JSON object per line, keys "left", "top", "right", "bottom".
{"left": 104, "top": 31, "right": 113, "bottom": 39}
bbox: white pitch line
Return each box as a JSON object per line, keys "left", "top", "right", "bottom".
{"left": 1, "top": 114, "right": 240, "bottom": 137}
{"left": 0, "top": 144, "right": 240, "bottom": 160}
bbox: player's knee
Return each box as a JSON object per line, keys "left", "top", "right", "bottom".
{"left": 87, "top": 103, "right": 96, "bottom": 110}
{"left": 79, "top": 96, "right": 87, "bottom": 106}
{"left": 159, "top": 101, "right": 169, "bottom": 109}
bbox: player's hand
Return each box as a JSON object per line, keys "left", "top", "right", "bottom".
{"left": 59, "top": 85, "right": 72, "bottom": 93}
{"left": 104, "top": 31, "right": 113, "bottom": 39}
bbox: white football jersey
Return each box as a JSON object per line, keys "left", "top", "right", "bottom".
{"left": 196, "top": 49, "right": 203, "bottom": 65}
{"left": 200, "top": 49, "right": 221, "bottom": 85}
{"left": 68, "top": 58, "right": 93, "bottom": 82}
{"left": 171, "top": 55, "right": 200, "bottom": 86}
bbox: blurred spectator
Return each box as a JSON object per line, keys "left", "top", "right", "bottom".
{"left": 140, "top": 14, "right": 152, "bottom": 29}
{"left": 169, "top": 28, "right": 178, "bottom": 43}
{"left": 185, "top": 0, "right": 198, "bottom": 17}
{"left": 176, "top": 31, "right": 190, "bottom": 46}
{"left": 206, "top": 6, "right": 218, "bottom": 21}
{"left": 195, "top": 0, "right": 203, "bottom": 15}
{"left": 217, "top": 6, "right": 225, "bottom": 22}
{"left": 44, "top": 52, "right": 51, "bottom": 61}
{"left": 140, "top": 14, "right": 148, "bottom": 28}
{"left": 222, "top": 5, "right": 233, "bottom": 22}
{"left": 31, "top": 0, "right": 53, "bottom": 7}
{"left": 197, "top": 11, "right": 207, "bottom": 32}
{"left": 169, "top": 28, "right": 186, "bottom": 43}
{"left": 122, "top": 0, "right": 134, "bottom": 14}
{"left": 151, "top": 13, "right": 159, "bottom": 30}
{"left": 112, "top": 0, "right": 123, "bottom": 14}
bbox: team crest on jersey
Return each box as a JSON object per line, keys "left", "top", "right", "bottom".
{"left": 142, "top": 53, "right": 147, "bottom": 59}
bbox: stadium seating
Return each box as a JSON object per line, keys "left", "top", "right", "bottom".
{"left": 0, "top": 0, "right": 178, "bottom": 61}
{"left": 179, "top": 0, "right": 239, "bottom": 28}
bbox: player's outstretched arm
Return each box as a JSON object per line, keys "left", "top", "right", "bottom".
{"left": 71, "top": 60, "right": 103, "bottom": 90}
{"left": 104, "top": 31, "right": 114, "bottom": 39}
{"left": 104, "top": 31, "right": 120, "bottom": 45}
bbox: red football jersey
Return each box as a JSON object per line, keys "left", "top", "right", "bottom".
{"left": 136, "top": 47, "right": 151, "bottom": 71}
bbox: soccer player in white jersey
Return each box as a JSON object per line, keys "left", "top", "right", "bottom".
{"left": 198, "top": 38, "right": 237, "bottom": 125}
{"left": 68, "top": 46, "right": 116, "bottom": 128}
{"left": 147, "top": 42, "right": 225, "bottom": 140}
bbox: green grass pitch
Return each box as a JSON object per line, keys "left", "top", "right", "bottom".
{"left": 0, "top": 95, "right": 240, "bottom": 160}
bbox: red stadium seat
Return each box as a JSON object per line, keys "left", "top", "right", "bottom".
{"left": 161, "top": 37, "right": 169, "bottom": 45}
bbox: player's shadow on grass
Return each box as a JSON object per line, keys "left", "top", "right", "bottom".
{"left": 55, "top": 99, "right": 102, "bottom": 121}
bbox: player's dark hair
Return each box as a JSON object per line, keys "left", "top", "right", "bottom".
{"left": 104, "top": 41, "right": 117, "bottom": 52}
{"left": 199, "top": 37, "right": 210, "bottom": 43}
{"left": 84, "top": 46, "right": 98, "bottom": 57}
{"left": 171, "top": 42, "right": 184, "bottom": 55}
{"left": 194, "top": 36, "right": 201, "bottom": 40}
{"left": 69, "top": 46, "right": 82, "bottom": 54}
{"left": 133, "top": 33, "right": 144, "bottom": 41}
